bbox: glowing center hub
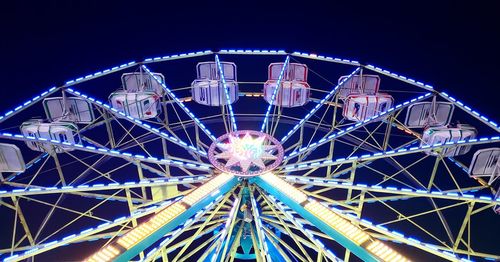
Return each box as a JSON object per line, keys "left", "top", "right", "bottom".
{"left": 208, "top": 130, "right": 284, "bottom": 177}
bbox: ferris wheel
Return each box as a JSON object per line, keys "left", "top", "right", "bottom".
{"left": 0, "top": 49, "right": 499, "bottom": 262}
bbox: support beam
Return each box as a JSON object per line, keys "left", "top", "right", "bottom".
{"left": 285, "top": 93, "right": 432, "bottom": 160}
{"left": 85, "top": 173, "right": 238, "bottom": 262}
{"left": 261, "top": 56, "right": 290, "bottom": 132}
{"left": 142, "top": 65, "right": 218, "bottom": 142}
{"left": 280, "top": 67, "right": 360, "bottom": 143}
{"left": 215, "top": 54, "right": 237, "bottom": 132}
{"left": 253, "top": 173, "right": 409, "bottom": 262}
{"left": 0, "top": 133, "right": 211, "bottom": 171}
{"left": 64, "top": 88, "right": 206, "bottom": 157}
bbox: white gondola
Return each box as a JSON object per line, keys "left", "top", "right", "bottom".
{"left": 20, "top": 120, "right": 81, "bottom": 153}
{"left": 109, "top": 91, "right": 160, "bottom": 119}
{"left": 122, "top": 71, "right": 165, "bottom": 95}
{"left": 405, "top": 101, "right": 454, "bottom": 128}
{"left": 421, "top": 124, "right": 477, "bottom": 157}
{"left": 342, "top": 93, "right": 394, "bottom": 121}
{"left": 468, "top": 148, "right": 500, "bottom": 185}
{"left": 338, "top": 74, "right": 380, "bottom": 99}
{"left": 43, "top": 97, "right": 95, "bottom": 124}
{"left": 191, "top": 61, "right": 239, "bottom": 106}
{"left": 263, "top": 62, "right": 310, "bottom": 107}
{"left": 0, "top": 143, "right": 25, "bottom": 172}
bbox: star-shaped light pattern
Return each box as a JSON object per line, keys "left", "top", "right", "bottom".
{"left": 208, "top": 130, "right": 284, "bottom": 176}
{"left": 215, "top": 133, "right": 277, "bottom": 172}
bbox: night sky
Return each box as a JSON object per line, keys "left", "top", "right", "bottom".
{"left": 1, "top": 1, "right": 499, "bottom": 261}
{"left": 1, "top": 1, "right": 499, "bottom": 116}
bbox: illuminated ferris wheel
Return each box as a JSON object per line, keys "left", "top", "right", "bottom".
{"left": 0, "top": 49, "right": 499, "bottom": 262}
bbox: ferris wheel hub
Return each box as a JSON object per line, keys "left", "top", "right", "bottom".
{"left": 208, "top": 130, "right": 284, "bottom": 177}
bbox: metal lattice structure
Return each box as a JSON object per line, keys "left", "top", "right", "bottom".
{"left": 0, "top": 49, "right": 499, "bottom": 262}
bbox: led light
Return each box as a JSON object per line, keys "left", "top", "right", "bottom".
{"left": 366, "top": 240, "right": 409, "bottom": 261}
{"left": 261, "top": 56, "right": 290, "bottom": 132}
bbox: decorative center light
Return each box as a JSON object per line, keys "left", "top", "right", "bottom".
{"left": 208, "top": 130, "right": 284, "bottom": 177}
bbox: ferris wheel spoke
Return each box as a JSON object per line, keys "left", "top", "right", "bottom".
{"left": 253, "top": 172, "right": 410, "bottom": 262}
{"left": 1, "top": 196, "right": 180, "bottom": 261}
{"left": 142, "top": 65, "right": 218, "bottom": 143}
{"left": 279, "top": 67, "right": 360, "bottom": 144}
{"left": 281, "top": 137, "right": 499, "bottom": 173}
{"left": 83, "top": 173, "right": 238, "bottom": 261}
{"left": 0, "top": 133, "right": 212, "bottom": 171}
{"left": 0, "top": 175, "right": 210, "bottom": 198}
{"left": 64, "top": 88, "right": 207, "bottom": 158}
{"left": 261, "top": 56, "right": 290, "bottom": 133}
{"left": 257, "top": 188, "right": 340, "bottom": 261}
{"left": 215, "top": 54, "right": 238, "bottom": 132}
{"left": 285, "top": 93, "right": 432, "bottom": 161}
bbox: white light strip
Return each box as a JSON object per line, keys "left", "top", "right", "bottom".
{"left": 0, "top": 176, "right": 210, "bottom": 197}
{"left": 283, "top": 176, "right": 500, "bottom": 205}
{"left": 261, "top": 56, "right": 290, "bottom": 132}
{"left": 215, "top": 54, "right": 237, "bottom": 131}
{"left": 280, "top": 67, "right": 361, "bottom": 143}
{"left": 142, "top": 65, "right": 218, "bottom": 142}
{"left": 282, "top": 135, "right": 499, "bottom": 172}
{"left": 0, "top": 133, "right": 212, "bottom": 171}
{"left": 285, "top": 93, "right": 432, "bottom": 159}
{"left": 64, "top": 88, "right": 206, "bottom": 157}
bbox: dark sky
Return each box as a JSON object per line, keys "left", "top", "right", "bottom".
{"left": 1, "top": 1, "right": 499, "bottom": 119}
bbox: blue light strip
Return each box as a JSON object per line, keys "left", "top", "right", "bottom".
{"left": 283, "top": 176, "right": 499, "bottom": 205}
{"left": 142, "top": 65, "right": 218, "bottom": 142}
{"left": 64, "top": 61, "right": 136, "bottom": 87}
{"left": 260, "top": 56, "right": 290, "bottom": 132}
{"left": 0, "top": 176, "right": 210, "bottom": 197}
{"left": 215, "top": 55, "right": 237, "bottom": 131}
{"left": 64, "top": 88, "right": 207, "bottom": 157}
{"left": 143, "top": 194, "right": 225, "bottom": 261}
{"left": 364, "top": 64, "right": 435, "bottom": 92}
{"left": 2, "top": 197, "right": 182, "bottom": 261}
{"left": 0, "top": 133, "right": 212, "bottom": 171}
{"left": 219, "top": 49, "right": 287, "bottom": 55}
{"left": 143, "top": 50, "right": 213, "bottom": 63}
{"left": 291, "top": 51, "right": 361, "bottom": 66}
{"left": 0, "top": 87, "right": 58, "bottom": 124}
{"left": 282, "top": 135, "right": 499, "bottom": 172}
{"left": 285, "top": 93, "right": 432, "bottom": 160}
{"left": 440, "top": 92, "right": 500, "bottom": 132}
{"left": 280, "top": 67, "right": 361, "bottom": 143}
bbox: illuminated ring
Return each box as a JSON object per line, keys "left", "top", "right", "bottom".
{"left": 208, "top": 130, "right": 284, "bottom": 177}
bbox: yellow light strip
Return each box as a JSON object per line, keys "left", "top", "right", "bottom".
{"left": 260, "top": 173, "right": 308, "bottom": 203}
{"left": 84, "top": 173, "right": 234, "bottom": 261}
{"left": 260, "top": 173, "right": 410, "bottom": 262}
{"left": 304, "top": 200, "right": 370, "bottom": 245}
{"left": 367, "top": 241, "right": 410, "bottom": 262}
